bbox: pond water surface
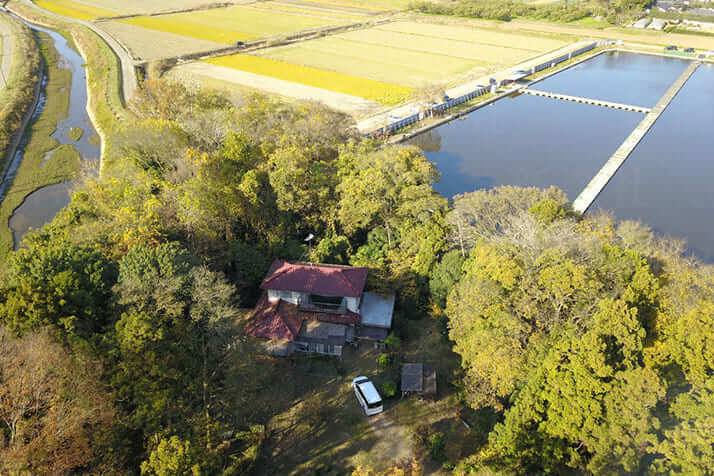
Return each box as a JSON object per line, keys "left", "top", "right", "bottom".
{"left": 410, "top": 51, "right": 714, "bottom": 262}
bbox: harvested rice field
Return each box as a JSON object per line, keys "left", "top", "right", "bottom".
{"left": 250, "top": 1, "right": 374, "bottom": 22}
{"left": 256, "top": 21, "right": 573, "bottom": 87}
{"left": 34, "top": 0, "right": 115, "bottom": 20}
{"left": 96, "top": 20, "right": 225, "bottom": 60}
{"left": 205, "top": 54, "right": 412, "bottom": 105}
{"left": 117, "top": 4, "right": 357, "bottom": 45}
{"left": 33, "top": 0, "right": 245, "bottom": 16}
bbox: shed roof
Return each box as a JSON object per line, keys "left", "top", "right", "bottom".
{"left": 401, "top": 363, "right": 424, "bottom": 392}
{"left": 261, "top": 260, "right": 368, "bottom": 298}
{"left": 360, "top": 292, "right": 395, "bottom": 329}
{"left": 401, "top": 363, "right": 437, "bottom": 394}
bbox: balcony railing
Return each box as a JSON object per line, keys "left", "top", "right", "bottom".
{"left": 299, "top": 302, "right": 346, "bottom": 314}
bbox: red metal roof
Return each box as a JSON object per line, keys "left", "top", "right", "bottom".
{"left": 246, "top": 293, "right": 361, "bottom": 341}
{"left": 260, "top": 260, "right": 368, "bottom": 298}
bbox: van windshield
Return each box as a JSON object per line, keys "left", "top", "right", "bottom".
{"left": 357, "top": 383, "right": 382, "bottom": 409}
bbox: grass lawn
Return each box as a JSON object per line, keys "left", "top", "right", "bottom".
{"left": 205, "top": 53, "right": 412, "bottom": 105}
{"left": 119, "top": 5, "right": 343, "bottom": 45}
{"left": 256, "top": 311, "right": 482, "bottom": 473}
{"left": 0, "top": 33, "right": 81, "bottom": 262}
{"left": 34, "top": 0, "right": 115, "bottom": 20}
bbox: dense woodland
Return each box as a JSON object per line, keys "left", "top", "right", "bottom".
{"left": 1, "top": 78, "right": 713, "bottom": 474}
{"left": 410, "top": 0, "right": 654, "bottom": 25}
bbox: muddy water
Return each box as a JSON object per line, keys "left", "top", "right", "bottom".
{"left": 1, "top": 19, "right": 99, "bottom": 248}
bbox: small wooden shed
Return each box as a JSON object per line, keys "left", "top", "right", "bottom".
{"left": 401, "top": 363, "right": 437, "bottom": 396}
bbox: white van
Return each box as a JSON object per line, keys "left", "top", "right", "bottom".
{"left": 352, "top": 376, "right": 384, "bottom": 416}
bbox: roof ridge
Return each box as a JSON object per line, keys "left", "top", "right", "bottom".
{"left": 335, "top": 269, "right": 357, "bottom": 296}
{"left": 262, "top": 260, "right": 290, "bottom": 287}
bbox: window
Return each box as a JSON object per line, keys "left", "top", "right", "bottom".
{"left": 309, "top": 294, "right": 344, "bottom": 310}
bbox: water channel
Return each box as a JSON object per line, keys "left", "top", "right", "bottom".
{"left": 409, "top": 51, "right": 714, "bottom": 262}
{"left": 0, "top": 14, "right": 98, "bottom": 249}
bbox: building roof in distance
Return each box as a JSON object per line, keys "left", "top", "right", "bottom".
{"left": 261, "top": 260, "right": 368, "bottom": 298}
{"left": 360, "top": 292, "right": 395, "bottom": 328}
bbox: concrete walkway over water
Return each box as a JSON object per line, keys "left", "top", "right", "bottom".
{"left": 520, "top": 88, "right": 651, "bottom": 113}
{"left": 573, "top": 61, "right": 700, "bottom": 213}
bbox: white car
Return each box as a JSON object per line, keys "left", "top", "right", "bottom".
{"left": 352, "top": 376, "right": 383, "bottom": 416}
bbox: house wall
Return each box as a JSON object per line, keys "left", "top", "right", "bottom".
{"left": 268, "top": 289, "right": 361, "bottom": 312}
{"left": 293, "top": 341, "right": 343, "bottom": 356}
{"left": 345, "top": 296, "right": 360, "bottom": 313}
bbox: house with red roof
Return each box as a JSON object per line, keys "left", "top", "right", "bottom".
{"left": 246, "top": 260, "right": 395, "bottom": 357}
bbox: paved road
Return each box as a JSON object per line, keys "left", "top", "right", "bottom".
{"left": 17, "top": 0, "right": 136, "bottom": 103}
{"left": 0, "top": 12, "right": 14, "bottom": 95}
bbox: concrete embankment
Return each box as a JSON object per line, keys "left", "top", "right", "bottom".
{"left": 572, "top": 61, "right": 701, "bottom": 213}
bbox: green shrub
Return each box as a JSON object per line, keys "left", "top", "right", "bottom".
{"left": 382, "top": 380, "right": 397, "bottom": 398}
{"left": 68, "top": 127, "right": 84, "bottom": 142}
{"left": 378, "top": 353, "right": 391, "bottom": 370}
{"left": 427, "top": 432, "right": 446, "bottom": 462}
{"left": 385, "top": 333, "right": 401, "bottom": 352}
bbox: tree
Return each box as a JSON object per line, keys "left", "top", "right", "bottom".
{"left": 0, "top": 328, "right": 115, "bottom": 474}
{"left": 446, "top": 203, "right": 665, "bottom": 472}
{"left": 338, "top": 146, "right": 442, "bottom": 247}
{"left": 112, "top": 242, "right": 241, "bottom": 450}
{"left": 446, "top": 185, "right": 567, "bottom": 253}
{"left": 141, "top": 436, "right": 198, "bottom": 476}
{"left": 429, "top": 249, "right": 466, "bottom": 308}
{"left": 0, "top": 239, "right": 117, "bottom": 339}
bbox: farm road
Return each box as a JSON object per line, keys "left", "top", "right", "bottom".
{"left": 366, "top": 410, "right": 414, "bottom": 465}
{"left": 17, "top": 0, "right": 137, "bottom": 103}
